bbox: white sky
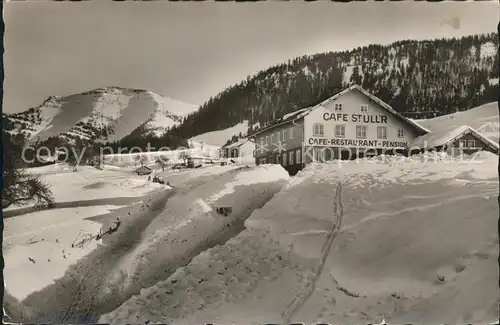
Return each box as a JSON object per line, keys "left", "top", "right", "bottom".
{"left": 3, "top": 1, "right": 499, "bottom": 113}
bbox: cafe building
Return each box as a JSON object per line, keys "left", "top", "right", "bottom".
{"left": 248, "top": 84, "right": 431, "bottom": 175}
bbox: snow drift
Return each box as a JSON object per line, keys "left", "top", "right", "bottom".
{"left": 101, "top": 152, "right": 499, "bottom": 325}
{"left": 100, "top": 165, "right": 289, "bottom": 302}
{"left": 5, "top": 164, "right": 289, "bottom": 324}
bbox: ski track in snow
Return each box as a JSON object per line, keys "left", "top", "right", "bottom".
{"left": 281, "top": 180, "right": 348, "bottom": 323}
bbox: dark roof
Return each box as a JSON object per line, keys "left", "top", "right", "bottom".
{"left": 248, "top": 108, "right": 311, "bottom": 138}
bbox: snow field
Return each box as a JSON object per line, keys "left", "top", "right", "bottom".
{"left": 286, "top": 150, "right": 498, "bottom": 191}
{"left": 3, "top": 164, "right": 168, "bottom": 303}
{"left": 3, "top": 205, "right": 121, "bottom": 301}
{"left": 101, "top": 152, "right": 499, "bottom": 324}
{"left": 4, "top": 165, "right": 166, "bottom": 212}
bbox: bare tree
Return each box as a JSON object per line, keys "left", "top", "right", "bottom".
{"left": 155, "top": 155, "right": 169, "bottom": 171}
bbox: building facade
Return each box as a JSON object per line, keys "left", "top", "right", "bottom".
{"left": 220, "top": 139, "right": 256, "bottom": 160}
{"left": 253, "top": 118, "right": 305, "bottom": 174}
{"left": 249, "top": 85, "right": 430, "bottom": 174}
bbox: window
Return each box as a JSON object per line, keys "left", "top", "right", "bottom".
{"left": 459, "top": 140, "right": 466, "bottom": 148}
{"left": 265, "top": 136, "right": 269, "bottom": 145}
{"left": 282, "top": 152, "right": 288, "bottom": 166}
{"left": 377, "top": 126, "right": 387, "bottom": 139}
{"left": 288, "top": 151, "right": 294, "bottom": 165}
{"left": 397, "top": 128, "right": 404, "bottom": 138}
{"left": 467, "top": 140, "right": 476, "bottom": 148}
{"left": 282, "top": 130, "right": 287, "bottom": 142}
{"left": 289, "top": 127, "right": 294, "bottom": 140}
{"left": 360, "top": 104, "right": 368, "bottom": 112}
{"left": 260, "top": 139, "right": 264, "bottom": 153}
{"left": 275, "top": 132, "right": 280, "bottom": 144}
{"left": 335, "top": 125, "right": 346, "bottom": 138}
{"left": 356, "top": 125, "right": 367, "bottom": 139}
{"left": 270, "top": 133, "right": 275, "bottom": 144}
{"left": 313, "top": 123, "right": 324, "bottom": 137}
{"left": 295, "top": 149, "right": 302, "bottom": 164}
{"left": 335, "top": 103, "right": 343, "bottom": 111}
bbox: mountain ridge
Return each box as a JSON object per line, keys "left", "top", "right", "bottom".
{"left": 2, "top": 86, "right": 199, "bottom": 146}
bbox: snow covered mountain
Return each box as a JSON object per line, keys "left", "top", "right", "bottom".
{"left": 2, "top": 87, "right": 198, "bottom": 145}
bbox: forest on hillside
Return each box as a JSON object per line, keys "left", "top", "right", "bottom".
{"left": 167, "top": 33, "right": 498, "bottom": 140}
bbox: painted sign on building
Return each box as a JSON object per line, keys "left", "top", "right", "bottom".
{"left": 306, "top": 137, "right": 409, "bottom": 149}
{"left": 323, "top": 113, "right": 388, "bottom": 124}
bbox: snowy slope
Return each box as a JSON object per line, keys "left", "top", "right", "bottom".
{"left": 189, "top": 121, "right": 249, "bottom": 147}
{"left": 100, "top": 152, "right": 498, "bottom": 325}
{"left": 144, "top": 92, "right": 198, "bottom": 137}
{"left": 412, "top": 101, "right": 499, "bottom": 144}
{"left": 2, "top": 87, "right": 198, "bottom": 144}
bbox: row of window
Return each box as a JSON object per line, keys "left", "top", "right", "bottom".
{"left": 313, "top": 123, "right": 404, "bottom": 139}
{"left": 334, "top": 103, "right": 368, "bottom": 112}
{"left": 459, "top": 140, "right": 476, "bottom": 148}
{"left": 258, "top": 149, "right": 302, "bottom": 166}
{"left": 260, "top": 127, "right": 295, "bottom": 147}
{"left": 223, "top": 148, "right": 240, "bottom": 158}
